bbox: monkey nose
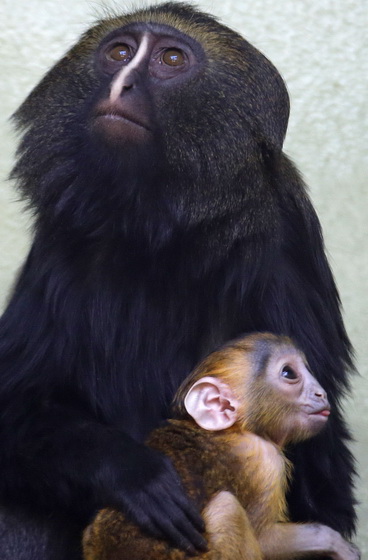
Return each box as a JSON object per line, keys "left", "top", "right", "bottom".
{"left": 310, "top": 384, "right": 328, "bottom": 402}
{"left": 121, "top": 69, "right": 140, "bottom": 91}
{"left": 122, "top": 83, "right": 134, "bottom": 91}
{"left": 110, "top": 34, "right": 149, "bottom": 102}
{"left": 110, "top": 70, "right": 136, "bottom": 102}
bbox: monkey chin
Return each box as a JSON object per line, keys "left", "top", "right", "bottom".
{"left": 297, "top": 410, "right": 330, "bottom": 442}
{"left": 92, "top": 114, "right": 153, "bottom": 146}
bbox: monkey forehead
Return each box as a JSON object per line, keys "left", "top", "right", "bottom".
{"left": 215, "top": 333, "right": 307, "bottom": 380}
{"left": 246, "top": 337, "right": 306, "bottom": 376}
{"left": 85, "top": 3, "right": 272, "bottom": 69}
{"left": 269, "top": 345, "right": 306, "bottom": 366}
{"left": 97, "top": 21, "right": 206, "bottom": 64}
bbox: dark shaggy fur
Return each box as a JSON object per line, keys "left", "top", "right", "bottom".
{"left": 0, "top": 3, "right": 355, "bottom": 559}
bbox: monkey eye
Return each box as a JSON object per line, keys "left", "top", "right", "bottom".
{"left": 281, "top": 366, "right": 298, "bottom": 381}
{"left": 106, "top": 43, "right": 133, "bottom": 63}
{"left": 161, "top": 48, "right": 186, "bottom": 66}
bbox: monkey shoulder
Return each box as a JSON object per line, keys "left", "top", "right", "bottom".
{"left": 232, "top": 432, "right": 285, "bottom": 477}
{"left": 147, "top": 421, "right": 240, "bottom": 507}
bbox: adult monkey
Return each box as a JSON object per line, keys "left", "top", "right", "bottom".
{"left": 0, "top": 2, "right": 355, "bottom": 559}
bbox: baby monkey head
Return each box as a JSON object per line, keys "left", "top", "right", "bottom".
{"left": 173, "top": 333, "right": 330, "bottom": 447}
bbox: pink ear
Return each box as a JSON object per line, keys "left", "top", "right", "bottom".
{"left": 184, "top": 376, "right": 240, "bottom": 431}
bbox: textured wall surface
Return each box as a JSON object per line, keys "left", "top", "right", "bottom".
{"left": 0, "top": 0, "right": 367, "bottom": 552}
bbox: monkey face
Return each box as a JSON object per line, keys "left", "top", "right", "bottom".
{"left": 253, "top": 347, "right": 331, "bottom": 446}
{"left": 13, "top": 4, "right": 290, "bottom": 200}
{"left": 91, "top": 23, "right": 205, "bottom": 148}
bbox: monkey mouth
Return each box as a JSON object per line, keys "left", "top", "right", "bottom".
{"left": 310, "top": 407, "right": 331, "bottom": 418}
{"left": 94, "top": 104, "right": 151, "bottom": 132}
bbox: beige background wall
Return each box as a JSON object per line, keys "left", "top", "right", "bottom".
{"left": 0, "top": 0, "right": 367, "bottom": 552}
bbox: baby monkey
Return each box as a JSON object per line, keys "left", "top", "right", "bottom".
{"left": 83, "top": 333, "right": 359, "bottom": 560}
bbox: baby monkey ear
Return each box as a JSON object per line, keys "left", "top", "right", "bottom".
{"left": 184, "top": 376, "right": 240, "bottom": 431}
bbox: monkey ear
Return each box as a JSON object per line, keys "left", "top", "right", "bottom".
{"left": 184, "top": 376, "right": 240, "bottom": 431}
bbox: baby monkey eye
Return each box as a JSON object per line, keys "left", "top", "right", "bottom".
{"left": 281, "top": 366, "right": 298, "bottom": 380}
{"left": 161, "top": 48, "right": 185, "bottom": 66}
{"left": 107, "top": 43, "right": 133, "bottom": 63}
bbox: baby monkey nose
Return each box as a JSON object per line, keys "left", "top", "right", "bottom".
{"left": 310, "top": 384, "right": 328, "bottom": 404}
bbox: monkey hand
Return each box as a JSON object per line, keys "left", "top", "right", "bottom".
{"left": 332, "top": 539, "right": 361, "bottom": 560}
{"left": 319, "top": 526, "right": 360, "bottom": 560}
{"left": 106, "top": 444, "right": 207, "bottom": 555}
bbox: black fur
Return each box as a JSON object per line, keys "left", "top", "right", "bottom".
{"left": 0, "top": 3, "right": 356, "bottom": 558}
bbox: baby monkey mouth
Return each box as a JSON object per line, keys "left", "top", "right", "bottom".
{"left": 303, "top": 402, "right": 331, "bottom": 419}
{"left": 310, "top": 406, "right": 331, "bottom": 418}
{"left": 315, "top": 409, "right": 330, "bottom": 417}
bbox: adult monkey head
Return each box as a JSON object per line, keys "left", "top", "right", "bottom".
{"left": 13, "top": 2, "right": 289, "bottom": 236}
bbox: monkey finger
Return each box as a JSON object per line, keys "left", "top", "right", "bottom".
{"left": 121, "top": 495, "right": 206, "bottom": 554}
{"left": 171, "top": 492, "right": 206, "bottom": 535}
{"left": 154, "top": 460, "right": 206, "bottom": 534}
{"left": 147, "top": 482, "right": 207, "bottom": 547}
{"left": 138, "top": 455, "right": 207, "bottom": 548}
{"left": 151, "top": 516, "right": 201, "bottom": 556}
{"left": 149, "top": 498, "right": 208, "bottom": 553}
{"left": 130, "top": 505, "right": 198, "bottom": 555}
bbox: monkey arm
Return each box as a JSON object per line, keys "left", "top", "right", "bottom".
{"left": 83, "top": 491, "right": 257, "bottom": 560}
{"left": 0, "top": 392, "right": 206, "bottom": 554}
{"left": 202, "top": 494, "right": 360, "bottom": 560}
{"left": 202, "top": 491, "right": 262, "bottom": 560}
{"left": 0, "top": 245, "right": 207, "bottom": 553}
{"left": 258, "top": 523, "right": 360, "bottom": 560}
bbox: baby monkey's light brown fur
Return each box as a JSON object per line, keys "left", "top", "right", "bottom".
{"left": 83, "top": 333, "right": 359, "bottom": 560}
